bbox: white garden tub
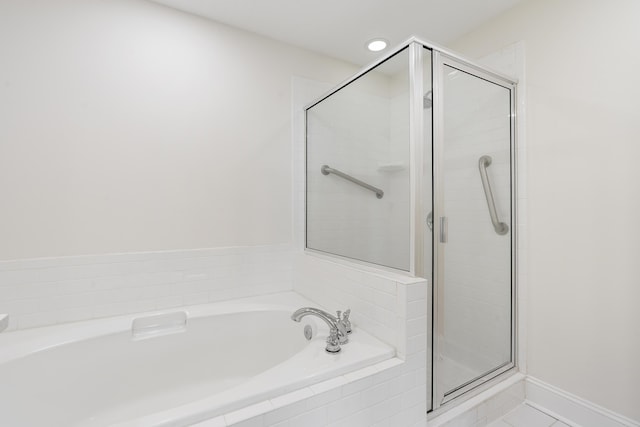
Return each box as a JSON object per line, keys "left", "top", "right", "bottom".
{"left": 0, "top": 292, "right": 394, "bottom": 427}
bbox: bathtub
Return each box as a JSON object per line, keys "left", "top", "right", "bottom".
{"left": 0, "top": 292, "right": 394, "bottom": 427}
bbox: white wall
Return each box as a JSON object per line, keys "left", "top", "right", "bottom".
{"left": 450, "top": 0, "right": 640, "bottom": 421}
{"left": 0, "top": 0, "right": 356, "bottom": 260}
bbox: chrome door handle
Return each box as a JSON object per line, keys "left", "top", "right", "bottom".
{"left": 439, "top": 216, "right": 447, "bottom": 243}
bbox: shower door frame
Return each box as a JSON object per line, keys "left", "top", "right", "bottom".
{"left": 431, "top": 51, "right": 518, "bottom": 411}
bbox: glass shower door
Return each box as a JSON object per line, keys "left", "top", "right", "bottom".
{"left": 433, "top": 57, "right": 515, "bottom": 407}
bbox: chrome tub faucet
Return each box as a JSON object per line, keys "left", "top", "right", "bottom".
{"left": 291, "top": 307, "right": 351, "bottom": 353}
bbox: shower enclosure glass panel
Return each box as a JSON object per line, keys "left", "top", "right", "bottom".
{"left": 306, "top": 48, "right": 412, "bottom": 271}
{"left": 434, "top": 61, "right": 514, "bottom": 405}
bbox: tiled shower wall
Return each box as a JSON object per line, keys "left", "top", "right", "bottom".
{"left": 440, "top": 70, "right": 513, "bottom": 373}
{"left": 0, "top": 244, "right": 294, "bottom": 331}
{"left": 305, "top": 60, "right": 411, "bottom": 271}
{"left": 305, "top": 87, "right": 393, "bottom": 265}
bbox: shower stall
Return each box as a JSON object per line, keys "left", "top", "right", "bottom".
{"left": 305, "top": 38, "right": 517, "bottom": 412}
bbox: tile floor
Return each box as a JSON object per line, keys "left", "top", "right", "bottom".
{"left": 487, "top": 403, "right": 571, "bottom": 427}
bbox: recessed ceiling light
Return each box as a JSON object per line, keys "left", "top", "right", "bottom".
{"left": 366, "top": 39, "right": 388, "bottom": 52}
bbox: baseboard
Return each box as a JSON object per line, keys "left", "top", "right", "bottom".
{"left": 525, "top": 377, "right": 639, "bottom": 427}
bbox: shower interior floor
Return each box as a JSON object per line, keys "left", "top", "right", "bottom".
{"left": 438, "top": 354, "right": 484, "bottom": 395}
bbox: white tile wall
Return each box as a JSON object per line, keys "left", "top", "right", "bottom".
{"left": 0, "top": 244, "right": 294, "bottom": 331}
{"left": 293, "top": 253, "right": 426, "bottom": 358}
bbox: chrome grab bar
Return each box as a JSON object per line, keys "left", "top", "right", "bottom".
{"left": 321, "top": 165, "right": 384, "bottom": 199}
{"left": 478, "top": 155, "right": 509, "bottom": 235}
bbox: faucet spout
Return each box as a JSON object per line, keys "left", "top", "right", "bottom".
{"left": 291, "top": 307, "right": 337, "bottom": 327}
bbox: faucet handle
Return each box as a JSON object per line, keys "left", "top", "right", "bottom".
{"left": 342, "top": 309, "right": 352, "bottom": 334}
{"left": 334, "top": 310, "right": 349, "bottom": 344}
{"left": 325, "top": 328, "right": 341, "bottom": 353}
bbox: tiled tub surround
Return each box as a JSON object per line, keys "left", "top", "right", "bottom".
{"left": 0, "top": 292, "right": 394, "bottom": 427}
{"left": 0, "top": 245, "right": 429, "bottom": 426}
{"left": 292, "top": 253, "right": 429, "bottom": 426}
{"left": 293, "top": 253, "right": 428, "bottom": 360}
{"left": 193, "top": 356, "right": 426, "bottom": 427}
{"left": 0, "top": 244, "right": 294, "bottom": 331}
{"left": 179, "top": 252, "right": 429, "bottom": 427}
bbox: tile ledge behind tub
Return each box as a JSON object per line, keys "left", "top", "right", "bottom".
{"left": 300, "top": 250, "right": 427, "bottom": 286}
{"left": 0, "top": 244, "right": 296, "bottom": 332}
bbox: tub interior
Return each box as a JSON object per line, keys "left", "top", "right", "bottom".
{"left": 0, "top": 310, "right": 309, "bottom": 427}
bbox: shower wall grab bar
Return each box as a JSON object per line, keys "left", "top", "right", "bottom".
{"left": 321, "top": 165, "right": 384, "bottom": 199}
{"left": 478, "top": 155, "right": 509, "bottom": 235}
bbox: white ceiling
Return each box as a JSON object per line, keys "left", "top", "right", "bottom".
{"left": 150, "top": 0, "right": 524, "bottom": 66}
